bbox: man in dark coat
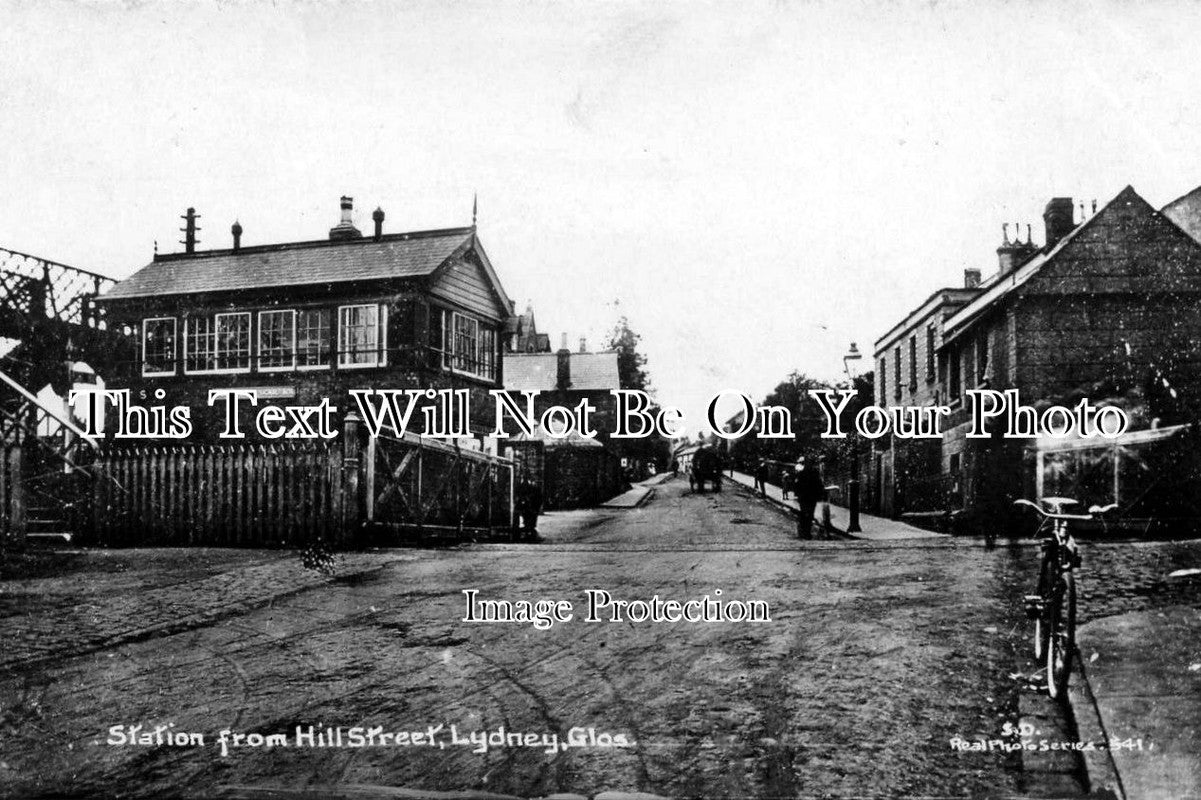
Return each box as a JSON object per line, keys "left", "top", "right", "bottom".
{"left": 791, "top": 456, "right": 826, "bottom": 539}
{"left": 754, "top": 458, "right": 769, "bottom": 497}
{"left": 515, "top": 475, "right": 544, "bottom": 542}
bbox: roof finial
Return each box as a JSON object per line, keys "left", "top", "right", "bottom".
{"left": 472, "top": 192, "right": 478, "bottom": 227}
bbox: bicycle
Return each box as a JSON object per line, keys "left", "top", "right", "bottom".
{"left": 1012, "top": 496, "right": 1110, "bottom": 700}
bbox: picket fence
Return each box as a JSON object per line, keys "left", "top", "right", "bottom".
{"left": 92, "top": 441, "right": 352, "bottom": 548}
{"left": 86, "top": 423, "right": 518, "bottom": 548}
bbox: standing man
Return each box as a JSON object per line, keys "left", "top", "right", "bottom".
{"left": 791, "top": 456, "right": 826, "bottom": 539}
{"left": 515, "top": 474, "right": 544, "bottom": 542}
{"left": 755, "top": 458, "right": 769, "bottom": 497}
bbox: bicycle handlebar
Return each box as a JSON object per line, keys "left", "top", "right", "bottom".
{"left": 1012, "top": 498, "right": 1097, "bottom": 522}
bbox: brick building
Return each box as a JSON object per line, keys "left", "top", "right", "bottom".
{"left": 872, "top": 284, "right": 978, "bottom": 516}
{"left": 871, "top": 185, "right": 1201, "bottom": 525}
{"left": 94, "top": 197, "right": 515, "bottom": 442}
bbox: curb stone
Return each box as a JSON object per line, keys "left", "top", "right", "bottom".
{"left": 215, "top": 787, "right": 670, "bottom": 800}
{"left": 1068, "top": 659, "right": 1125, "bottom": 800}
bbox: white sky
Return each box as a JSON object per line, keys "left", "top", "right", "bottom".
{"left": 4, "top": 0, "right": 1201, "bottom": 434}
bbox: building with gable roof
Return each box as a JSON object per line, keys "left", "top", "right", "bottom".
{"left": 95, "top": 197, "right": 515, "bottom": 440}
{"left": 500, "top": 339, "right": 626, "bottom": 508}
{"left": 871, "top": 185, "right": 1201, "bottom": 526}
{"left": 505, "top": 302, "right": 551, "bottom": 354}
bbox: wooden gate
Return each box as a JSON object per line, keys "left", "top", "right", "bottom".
{"left": 366, "top": 431, "right": 515, "bottom": 542}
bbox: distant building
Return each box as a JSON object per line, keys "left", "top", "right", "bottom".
{"left": 505, "top": 302, "right": 551, "bottom": 353}
{"left": 501, "top": 338, "right": 624, "bottom": 508}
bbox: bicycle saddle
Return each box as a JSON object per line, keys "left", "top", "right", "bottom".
{"left": 1040, "top": 497, "right": 1079, "bottom": 513}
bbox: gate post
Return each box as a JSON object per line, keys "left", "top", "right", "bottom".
{"left": 340, "top": 412, "right": 365, "bottom": 547}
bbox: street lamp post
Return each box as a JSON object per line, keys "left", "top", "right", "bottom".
{"left": 843, "top": 343, "right": 863, "bottom": 534}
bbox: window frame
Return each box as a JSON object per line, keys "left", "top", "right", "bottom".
{"left": 296, "top": 307, "right": 333, "bottom": 371}
{"left": 893, "top": 345, "right": 902, "bottom": 401}
{"left": 258, "top": 309, "right": 297, "bottom": 373}
{"left": 442, "top": 309, "right": 497, "bottom": 381}
{"left": 878, "top": 357, "right": 887, "bottom": 405}
{"left": 141, "top": 316, "right": 178, "bottom": 377}
{"left": 908, "top": 335, "right": 917, "bottom": 391}
{"left": 337, "top": 303, "right": 386, "bottom": 369}
{"left": 976, "top": 332, "right": 990, "bottom": 386}
{"left": 926, "top": 324, "right": 936, "bottom": 383}
{"left": 183, "top": 311, "right": 252, "bottom": 375}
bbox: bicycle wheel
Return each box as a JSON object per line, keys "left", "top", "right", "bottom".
{"left": 1032, "top": 550, "right": 1055, "bottom": 660}
{"left": 1045, "top": 571, "right": 1077, "bottom": 700}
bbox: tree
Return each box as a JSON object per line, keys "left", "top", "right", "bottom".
{"left": 606, "top": 314, "right": 652, "bottom": 393}
{"left": 603, "top": 313, "right": 670, "bottom": 471}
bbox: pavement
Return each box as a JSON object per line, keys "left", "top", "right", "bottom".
{"left": 1069, "top": 602, "right": 1201, "bottom": 800}
{"left": 598, "top": 472, "right": 674, "bottom": 510}
{"left": 726, "top": 470, "right": 946, "bottom": 541}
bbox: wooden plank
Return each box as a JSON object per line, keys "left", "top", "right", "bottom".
{"left": 234, "top": 446, "right": 245, "bottom": 545}
{"left": 374, "top": 449, "right": 417, "bottom": 509}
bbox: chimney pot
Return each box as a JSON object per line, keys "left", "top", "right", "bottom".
{"left": 231, "top": 220, "right": 243, "bottom": 252}
{"left": 579, "top": 336, "right": 587, "bottom": 353}
{"left": 329, "top": 195, "right": 363, "bottom": 241}
{"left": 372, "top": 206, "right": 385, "bottom": 241}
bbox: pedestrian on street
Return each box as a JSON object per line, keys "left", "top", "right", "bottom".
{"left": 755, "top": 458, "right": 769, "bottom": 497}
{"left": 515, "top": 474, "right": 544, "bottom": 542}
{"left": 791, "top": 456, "right": 826, "bottom": 539}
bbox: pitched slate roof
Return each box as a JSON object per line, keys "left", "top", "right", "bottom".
{"left": 1162, "top": 185, "right": 1201, "bottom": 244}
{"left": 503, "top": 351, "right": 621, "bottom": 392}
{"left": 101, "top": 227, "right": 475, "bottom": 300}
{"left": 940, "top": 186, "right": 1145, "bottom": 346}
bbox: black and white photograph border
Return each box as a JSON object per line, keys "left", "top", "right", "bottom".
{"left": 2, "top": 1, "right": 1201, "bottom": 798}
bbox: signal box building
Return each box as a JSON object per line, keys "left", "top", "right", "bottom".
{"left": 95, "top": 198, "right": 515, "bottom": 441}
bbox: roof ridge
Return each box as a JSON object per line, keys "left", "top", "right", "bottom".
{"left": 1162, "top": 183, "right": 1201, "bottom": 211}
{"left": 152, "top": 226, "right": 474, "bottom": 262}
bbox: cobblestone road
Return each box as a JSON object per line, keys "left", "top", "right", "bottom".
{"left": 1, "top": 478, "right": 1196, "bottom": 799}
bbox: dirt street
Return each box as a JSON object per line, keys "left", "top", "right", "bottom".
{"left": 3, "top": 478, "right": 1042, "bottom": 799}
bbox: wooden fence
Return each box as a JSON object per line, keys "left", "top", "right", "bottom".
{"left": 366, "top": 431, "right": 515, "bottom": 542}
{"left": 85, "top": 421, "right": 518, "bottom": 548}
{"left": 92, "top": 441, "right": 353, "bottom": 548}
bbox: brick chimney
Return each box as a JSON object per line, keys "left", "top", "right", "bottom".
{"left": 556, "top": 333, "right": 571, "bottom": 390}
{"left": 329, "top": 196, "right": 362, "bottom": 241}
{"left": 964, "top": 268, "right": 982, "bottom": 289}
{"left": 1043, "top": 197, "right": 1075, "bottom": 250}
{"left": 996, "top": 222, "right": 1037, "bottom": 273}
